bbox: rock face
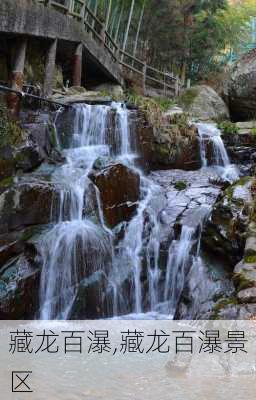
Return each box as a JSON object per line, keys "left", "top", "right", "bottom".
{"left": 69, "top": 270, "right": 109, "bottom": 319}
{"left": 51, "top": 87, "right": 112, "bottom": 105}
{"left": 91, "top": 83, "right": 124, "bottom": 98}
{"left": 219, "top": 121, "right": 256, "bottom": 175}
{"left": 90, "top": 163, "right": 140, "bottom": 228}
{"left": 227, "top": 49, "right": 256, "bottom": 120}
{"left": 0, "top": 244, "right": 41, "bottom": 319}
{"left": 0, "top": 182, "right": 59, "bottom": 234}
{"left": 0, "top": 112, "right": 63, "bottom": 187}
{"left": 179, "top": 85, "right": 230, "bottom": 122}
{"left": 135, "top": 111, "right": 201, "bottom": 171}
{"left": 202, "top": 178, "right": 253, "bottom": 266}
{"left": 0, "top": 109, "right": 65, "bottom": 319}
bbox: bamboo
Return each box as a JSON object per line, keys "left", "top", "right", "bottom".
{"left": 105, "top": 0, "right": 112, "bottom": 31}
{"left": 114, "top": 0, "right": 124, "bottom": 44}
{"left": 121, "top": 0, "right": 135, "bottom": 60}
{"left": 133, "top": 0, "right": 145, "bottom": 60}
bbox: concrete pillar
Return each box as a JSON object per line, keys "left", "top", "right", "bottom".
{"left": 43, "top": 39, "right": 57, "bottom": 97}
{"left": 72, "top": 43, "right": 83, "bottom": 87}
{"left": 7, "top": 38, "right": 27, "bottom": 118}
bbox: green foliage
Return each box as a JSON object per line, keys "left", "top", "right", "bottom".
{"left": 0, "top": 106, "right": 24, "bottom": 147}
{"left": 135, "top": 0, "right": 256, "bottom": 81}
{"left": 217, "top": 121, "right": 239, "bottom": 135}
{"left": 174, "top": 181, "right": 187, "bottom": 191}
{"left": 251, "top": 127, "right": 256, "bottom": 136}
{"left": 126, "top": 90, "right": 176, "bottom": 127}
{"left": 178, "top": 88, "right": 198, "bottom": 109}
{"left": 211, "top": 297, "right": 238, "bottom": 319}
{"left": 244, "top": 254, "right": 256, "bottom": 264}
{"left": 170, "top": 112, "right": 190, "bottom": 128}
{"left": 153, "top": 97, "right": 176, "bottom": 111}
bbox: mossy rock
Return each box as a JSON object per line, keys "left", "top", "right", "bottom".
{"left": 210, "top": 297, "right": 238, "bottom": 320}
{"left": 174, "top": 181, "right": 187, "bottom": 191}
{"left": 0, "top": 106, "right": 25, "bottom": 148}
{"left": 244, "top": 254, "right": 256, "bottom": 264}
{"left": 233, "top": 268, "right": 256, "bottom": 291}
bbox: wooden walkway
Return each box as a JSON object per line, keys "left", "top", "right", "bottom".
{"left": 37, "top": 0, "right": 181, "bottom": 96}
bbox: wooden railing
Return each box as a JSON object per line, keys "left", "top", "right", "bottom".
{"left": 37, "top": 0, "right": 181, "bottom": 95}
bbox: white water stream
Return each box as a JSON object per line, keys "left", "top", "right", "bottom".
{"left": 39, "top": 107, "right": 239, "bottom": 320}
{"left": 197, "top": 123, "right": 239, "bottom": 182}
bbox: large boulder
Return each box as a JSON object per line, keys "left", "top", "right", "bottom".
{"left": 179, "top": 85, "right": 230, "bottom": 121}
{"left": 135, "top": 111, "right": 201, "bottom": 170}
{"left": 202, "top": 177, "right": 253, "bottom": 265}
{"left": 0, "top": 182, "right": 59, "bottom": 234}
{"left": 69, "top": 270, "right": 109, "bottom": 319}
{"left": 227, "top": 49, "right": 256, "bottom": 121}
{"left": 0, "top": 247, "right": 41, "bottom": 319}
{"left": 90, "top": 163, "right": 140, "bottom": 228}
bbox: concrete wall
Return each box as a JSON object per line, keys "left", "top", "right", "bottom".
{"left": 0, "top": 0, "right": 122, "bottom": 85}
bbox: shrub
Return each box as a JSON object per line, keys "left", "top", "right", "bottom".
{"left": 217, "top": 121, "right": 239, "bottom": 135}
{"left": 174, "top": 180, "right": 187, "bottom": 191}
{"left": 0, "top": 105, "right": 24, "bottom": 147}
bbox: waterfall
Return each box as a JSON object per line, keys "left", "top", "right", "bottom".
{"left": 197, "top": 123, "right": 239, "bottom": 182}
{"left": 112, "top": 176, "right": 162, "bottom": 316}
{"left": 39, "top": 104, "right": 236, "bottom": 321}
{"left": 164, "top": 226, "right": 195, "bottom": 315}
{"left": 39, "top": 101, "right": 167, "bottom": 320}
{"left": 39, "top": 103, "right": 130, "bottom": 319}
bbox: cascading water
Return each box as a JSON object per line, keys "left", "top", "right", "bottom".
{"left": 39, "top": 102, "right": 163, "bottom": 320}
{"left": 197, "top": 123, "right": 239, "bottom": 182}
{"left": 39, "top": 104, "right": 115, "bottom": 319}
{"left": 164, "top": 226, "right": 195, "bottom": 314}
{"left": 39, "top": 105, "right": 239, "bottom": 321}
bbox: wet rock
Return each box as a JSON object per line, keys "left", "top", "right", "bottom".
{"left": 69, "top": 270, "right": 109, "bottom": 319}
{"left": 14, "top": 141, "right": 43, "bottom": 172}
{"left": 216, "top": 303, "right": 256, "bottom": 319}
{"left": 227, "top": 48, "right": 256, "bottom": 120}
{"left": 0, "top": 114, "right": 61, "bottom": 187}
{"left": 135, "top": 111, "right": 201, "bottom": 170}
{"left": 90, "top": 163, "right": 140, "bottom": 228}
{"left": 0, "top": 141, "right": 43, "bottom": 184}
{"left": 82, "top": 179, "right": 100, "bottom": 223}
{"left": 202, "top": 178, "right": 253, "bottom": 265}
{"left": 0, "top": 182, "right": 59, "bottom": 234}
{"left": 222, "top": 124, "right": 256, "bottom": 167}
{"left": 0, "top": 234, "right": 24, "bottom": 268}
{"left": 0, "top": 146, "right": 16, "bottom": 182}
{"left": 51, "top": 88, "right": 112, "bottom": 105}
{"left": 0, "top": 254, "right": 40, "bottom": 319}
{"left": 234, "top": 260, "right": 256, "bottom": 291}
{"left": 244, "top": 236, "right": 256, "bottom": 258}
{"left": 179, "top": 85, "right": 230, "bottom": 122}
{"left": 0, "top": 224, "right": 50, "bottom": 269}
{"left": 237, "top": 287, "right": 256, "bottom": 304}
